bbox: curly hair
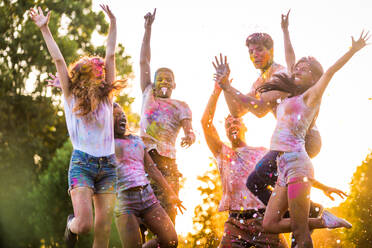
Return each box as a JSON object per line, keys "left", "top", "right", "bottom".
{"left": 68, "top": 56, "right": 126, "bottom": 117}
{"left": 246, "top": 33, "right": 274, "bottom": 50}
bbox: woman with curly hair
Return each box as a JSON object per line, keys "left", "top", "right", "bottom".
{"left": 30, "top": 5, "right": 124, "bottom": 248}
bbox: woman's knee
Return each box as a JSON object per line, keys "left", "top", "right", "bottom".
{"left": 75, "top": 217, "right": 93, "bottom": 234}
{"left": 95, "top": 217, "right": 112, "bottom": 234}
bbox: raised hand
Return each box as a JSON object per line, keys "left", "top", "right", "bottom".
{"left": 281, "top": 9, "right": 291, "bottom": 30}
{"left": 46, "top": 72, "right": 61, "bottom": 89}
{"left": 322, "top": 186, "right": 348, "bottom": 201}
{"left": 144, "top": 8, "right": 156, "bottom": 28}
{"left": 351, "top": 30, "right": 370, "bottom": 53}
{"left": 100, "top": 4, "right": 115, "bottom": 20}
{"left": 29, "top": 7, "right": 51, "bottom": 28}
{"left": 212, "top": 53, "right": 230, "bottom": 89}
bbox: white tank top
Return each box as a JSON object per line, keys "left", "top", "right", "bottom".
{"left": 63, "top": 96, "right": 115, "bottom": 157}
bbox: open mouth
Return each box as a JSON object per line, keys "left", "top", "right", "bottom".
{"left": 161, "top": 87, "right": 168, "bottom": 95}
{"left": 230, "top": 130, "right": 238, "bottom": 136}
{"left": 118, "top": 120, "right": 126, "bottom": 130}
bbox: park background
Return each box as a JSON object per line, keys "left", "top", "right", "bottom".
{"left": 1, "top": 0, "right": 372, "bottom": 247}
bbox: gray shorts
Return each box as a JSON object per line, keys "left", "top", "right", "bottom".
{"left": 277, "top": 151, "right": 314, "bottom": 187}
{"left": 115, "top": 184, "right": 159, "bottom": 217}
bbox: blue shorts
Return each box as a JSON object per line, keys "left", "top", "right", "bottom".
{"left": 115, "top": 184, "right": 159, "bottom": 217}
{"left": 68, "top": 150, "right": 117, "bottom": 194}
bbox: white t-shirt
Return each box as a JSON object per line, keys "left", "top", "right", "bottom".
{"left": 216, "top": 145, "right": 266, "bottom": 212}
{"left": 140, "top": 85, "right": 192, "bottom": 159}
{"left": 63, "top": 96, "right": 115, "bottom": 157}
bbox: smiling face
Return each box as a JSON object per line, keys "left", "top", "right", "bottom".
{"left": 113, "top": 104, "right": 127, "bottom": 138}
{"left": 225, "top": 116, "right": 247, "bottom": 145}
{"left": 154, "top": 69, "right": 175, "bottom": 98}
{"left": 248, "top": 43, "right": 274, "bottom": 70}
{"left": 293, "top": 57, "right": 324, "bottom": 90}
{"left": 293, "top": 61, "right": 315, "bottom": 87}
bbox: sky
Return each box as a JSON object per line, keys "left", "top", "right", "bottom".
{"left": 90, "top": 0, "right": 372, "bottom": 235}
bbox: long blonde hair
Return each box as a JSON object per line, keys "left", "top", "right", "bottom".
{"left": 68, "top": 56, "right": 126, "bottom": 117}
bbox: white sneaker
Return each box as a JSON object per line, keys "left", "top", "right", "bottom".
{"left": 322, "top": 210, "right": 352, "bottom": 229}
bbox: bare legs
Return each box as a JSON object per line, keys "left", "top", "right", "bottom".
{"left": 69, "top": 188, "right": 94, "bottom": 234}
{"left": 69, "top": 187, "right": 116, "bottom": 248}
{"left": 92, "top": 193, "right": 116, "bottom": 248}
{"left": 116, "top": 204, "right": 178, "bottom": 248}
{"left": 263, "top": 181, "right": 327, "bottom": 248}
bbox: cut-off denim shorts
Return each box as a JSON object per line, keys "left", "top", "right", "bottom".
{"left": 68, "top": 150, "right": 117, "bottom": 194}
{"left": 115, "top": 184, "right": 159, "bottom": 217}
{"left": 277, "top": 151, "right": 314, "bottom": 187}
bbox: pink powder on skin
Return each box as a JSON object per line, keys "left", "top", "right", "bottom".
{"left": 287, "top": 177, "right": 309, "bottom": 199}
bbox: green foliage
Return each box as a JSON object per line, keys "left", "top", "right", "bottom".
{"left": 336, "top": 151, "right": 372, "bottom": 247}
{"left": 182, "top": 161, "right": 227, "bottom": 248}
{"left": 115, "top": 93, "right": 140, "bottom": 131}
{"left": 312, "top": 150, "right": 372, "bottom": 247}
{"left": 0, "top": 94, "right": 67, "bottom": 247}
{"left": 28, "top": 140, "right": 73, "bottom": 247}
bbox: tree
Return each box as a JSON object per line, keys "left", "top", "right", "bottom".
{"left": 182, "top": 160, "right": 227, "bottom": 248}
{"left": 0, "top": 0, "right": 133, "bottom": 246}
{"left": 311, "top": 151, "right": 372, "bottom": 247}
{"left": 336, "top": 151, "right": 372, "bottom": 247}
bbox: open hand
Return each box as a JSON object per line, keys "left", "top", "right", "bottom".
{"left": 144, "top": 8, "right": 156, "bottom": 28}
{"left": 29, "top": 7, "right": 51, "bottom": 28}
{"left": 100, "top": 4, "right": 115, "bottom": 20}
{"left": 46, "top": 73, "right": 61, "bottom": 89}
{"left": 322, "top": 187, "right": 348, "bottom": 201}
{"left": 181, "top": 132, "right": 195, "bottom": 148}
{"left": 169, "top": 194, "right": 186, "bottom": 214}
{"left": 281, "top": 9, "right": 290, "bottom": 30}
{"left": 212, "top": 53, "right": 230, "bottom": 89}
{"left": 351, "top": 30, "right": 370, "bottom": 53}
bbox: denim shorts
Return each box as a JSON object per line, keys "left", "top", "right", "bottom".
{"left": 115, "top": 184, "right": 159, "bottom": 217}
{"left": 277, "top": 151, "right": 314, "bottom": 187}
{"left": 68, "top": 150, "right": 117, "bottom": 194}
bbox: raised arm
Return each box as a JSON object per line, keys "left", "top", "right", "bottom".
{"left": 101, "top": 5, "right": 117, "bottom": 86}
{"left": 144, "top": 151, "right": 186, "bottom": 213}
{"left": 223, "top": 87, "right": 251, "bottom": 117}
{"left": 281, "top": 10, "right": 296, "bottom": 74}
{"left": 201, "top": 82, "right": 224, "bottom": 157}
{"left": 201, "top": 56, "right": 232, "bottom": 156}
{"left": 140, "top": 9, "right": 156, "bottom": 92}
{"left": 29, "top": 7, "right": 70, "bottom": 98}
{"left": 304, "top": 31, "right": 370, "bottom": 107}
{"left": 215, "top": 54, "right": 271, "bottom": 118}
